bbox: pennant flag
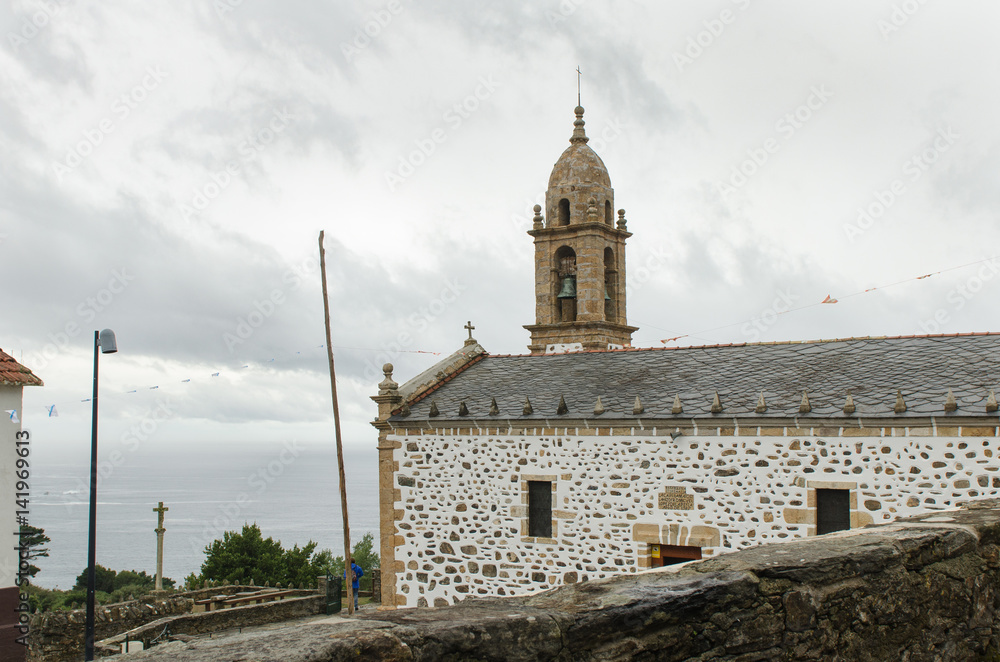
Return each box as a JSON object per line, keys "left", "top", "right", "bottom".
{"left": 81, "top": 398, "right": 91, "bottom": 403}
{"left": 211, "top": 372, "right": 220, "bottom": 377}
{"left": 181, "top": 379, "right": 191, "bottom": 383}
{"left": 46, "top": 405, "right": 58, "bottom": 418}
{"left": 660, "top": 335, "right": 688, "bottom": 344}
{"left": 149, "top": 386, "right": 159, "bottom": 390}
{"left": 6, "top": 410, "right": 18, "bottom": 423}
{"left": 241, "top": 365, "right": 249, "bottom": 369}
{"left": 127, "top": 389, "right": 137, "bottom": 393}
{"left": 821, "top": 295, "right": 838, "bottom": 304}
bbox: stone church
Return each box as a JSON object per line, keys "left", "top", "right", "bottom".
{"left": 371, "top": 106, "right": 1000, "bottom": 609}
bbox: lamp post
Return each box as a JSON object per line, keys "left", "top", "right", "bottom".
{"left": 85, "top": 329, "right": 116, "bottom": 661}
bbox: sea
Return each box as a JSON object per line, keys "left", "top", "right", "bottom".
{"left": 29, "top": 439, "right": 379, "bottom": 590}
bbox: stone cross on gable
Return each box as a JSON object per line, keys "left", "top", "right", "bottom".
{"left": 464, "top": 320, "right": 477, "bottom": 346}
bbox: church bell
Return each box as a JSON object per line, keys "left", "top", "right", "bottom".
{"left": 604, "top": 284, "right": 612, "bottom": 301}
{"left": 557, "top": 276, "right": 577, "bottom": 299}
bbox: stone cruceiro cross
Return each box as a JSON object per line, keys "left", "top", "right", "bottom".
{"left": 153, "top": 501, "right": 168, "bottom": 591}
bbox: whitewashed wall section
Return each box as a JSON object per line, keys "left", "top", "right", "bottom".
{"left": 390, "top": 430, "right": 1000, "bottom": 607}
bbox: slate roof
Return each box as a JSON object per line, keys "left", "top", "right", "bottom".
{"left": 0, "top": 349, "right": 43, "bottom": 387}
{"left": 392, "top": 333, "right": 1000, "bottom": 422}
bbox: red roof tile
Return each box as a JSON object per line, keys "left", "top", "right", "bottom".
{"left": 0, "top": 349, "right": 43, "bottom": 386}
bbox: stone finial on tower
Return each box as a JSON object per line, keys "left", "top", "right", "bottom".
{"left": 378, "top": 363, "right": 398, "bottom": 395}
{"left": 532, "top": 205, "right": 544, "bottom": 230}
{"left": 571, "top": 105, "right": 588, "bottom": 144}
{"left": 587, "top": 197, "right": 598, "bottom": 223}
{"left": 617, "top": 209, "right": 627, "bottom": 230}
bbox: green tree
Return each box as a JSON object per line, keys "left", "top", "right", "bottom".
{"left": 19, "top": 525, "right": 50, "bottom": 579}
{"left": 197, "top": 523, "right": 325, "bottom": 587}
{"left": 315, "top": 533, "right": 380, "bottom": 592}
{"left": 73, "top": 565, "right": 173, "bottom": 598}
{"left": 74, "top": 564, "right": 117, "bottom": 593}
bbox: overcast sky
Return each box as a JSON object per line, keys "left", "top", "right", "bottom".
{"left": 3, "top": 0, "right": 999, "bottom": 451}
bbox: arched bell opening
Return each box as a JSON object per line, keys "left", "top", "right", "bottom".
{"left": 603, "top": 247, "right": 616, "bottom": 322}
{"left": 554, "top": 246, "right": 577, "bottom": 322}
{"left": 558, "top": 198, "right": 571, "bottom": 226}
{"left": 605, "top": 200, "right": 613, "bottom": 226}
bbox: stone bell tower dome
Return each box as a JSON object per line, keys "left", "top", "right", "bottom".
{"left": 524, "top": 106, "right": 638, "bottom": 354}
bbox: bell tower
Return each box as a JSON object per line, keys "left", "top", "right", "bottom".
{"left": 524, "top": 106, "right": 638, "bottom": 354}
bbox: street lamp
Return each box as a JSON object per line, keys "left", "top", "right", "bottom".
{"left": 85, "top": 329, "right": 116, "bottom": 661}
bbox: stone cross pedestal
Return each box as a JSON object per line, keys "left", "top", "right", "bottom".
{"left": 153, "top": 501, "right": 168, "bottom": 591}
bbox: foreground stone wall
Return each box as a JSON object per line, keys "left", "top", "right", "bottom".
{"left": 27, "top": 594, "right": 193, "bottom": 662}
{"left": 95, "top": 594, "right": 323, "bottom": 655}
{"left": 389, "top": 428, "right": 999, "bottom": 606}
{"left": 131, "top": 501, "right": 1000, "bottom": 661}
{"left": 26, "top": 585, "right": 285, "bottom": 661}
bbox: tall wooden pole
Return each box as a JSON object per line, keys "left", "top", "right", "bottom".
{"left": 318, "top": 231, "right": 354, "bottom": 615}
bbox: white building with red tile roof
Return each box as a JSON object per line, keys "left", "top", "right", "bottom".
{"left": 0, "top": 349, "right": 42, "bottom": 661}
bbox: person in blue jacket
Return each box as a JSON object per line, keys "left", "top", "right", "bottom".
{"left": 344, "top": 557, "right": 363, "bottom": 610}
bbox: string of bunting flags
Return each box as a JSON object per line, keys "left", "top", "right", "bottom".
{"left": 34, "top": 343, "right": 442, "bottom": 419}
{"left": 649, "top": 255, "right": 1000, "bottom": 345}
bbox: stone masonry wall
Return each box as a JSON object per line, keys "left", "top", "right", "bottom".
{"left": 390, "top": 427, "right": 1000, "bottom": 606}
{"left": 27, "top": 594, "right": 193, "bottom": 662}
{"left": 121, "top": 501, "right": 1000, "bottom": 661}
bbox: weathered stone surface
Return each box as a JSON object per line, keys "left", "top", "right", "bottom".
{"left": 128, "top": 502, "right": 1000, "bottom": 661}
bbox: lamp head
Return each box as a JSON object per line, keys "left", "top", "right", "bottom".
{"left": 98, "top": 329, "right": 117, "bottom": 354}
